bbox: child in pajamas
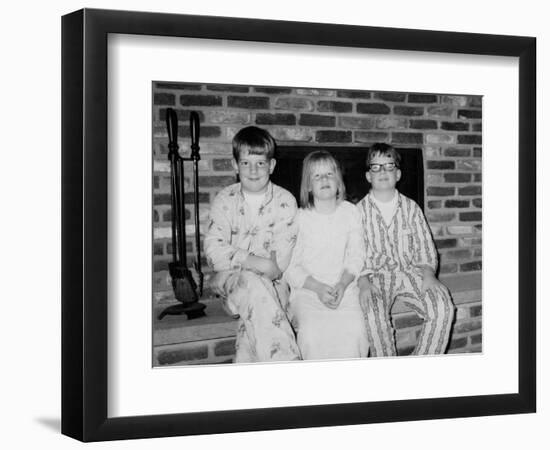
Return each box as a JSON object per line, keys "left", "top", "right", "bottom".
{"left": 285, "top": 151, "right": 368, "bottom": 360}
{"left": 204, "top": 126, "right": 301, "bottom": 363}
{"left": 357, "top": 143, "right": 455, "bottom": 357}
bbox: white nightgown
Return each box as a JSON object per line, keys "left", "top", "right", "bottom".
{"left": 284, "top": 201, "right": 369, "bottom": 360}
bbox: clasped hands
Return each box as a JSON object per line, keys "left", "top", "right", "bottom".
{"left": 305, "top": 270, "right": 354, "bottom": 310}
{"left": 311, "top": 280, "right": 347, "bottom": 309}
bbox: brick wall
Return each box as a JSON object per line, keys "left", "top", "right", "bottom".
{"left": 152, "top": 81, "right": 482, "bottom": 358}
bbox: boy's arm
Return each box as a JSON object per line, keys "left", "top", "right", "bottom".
{"left": 283, "top": 213, "right": 310, "bottom": 289}
{"left": 204, "top": 193, "right": 280, "bottom": 279}
{"left": 204, "top": 193, "right": 249, "bottom": 272}
{"left": 355, "top": 200, "right": 384, "bottom": 309}
{"left": 269, "top": 192, "right": 299, "bottom": 273}
{"left": 355, "top": 201, "right": 376, "bottom": 277}
{"left": 242, "top": 252, "right": 281, "bottom": 280}
{"left": 411, "top": 202, "right": 438, "bottom": 273}
{"left": 409, "top": 201, "right": 446, "bottom": 293}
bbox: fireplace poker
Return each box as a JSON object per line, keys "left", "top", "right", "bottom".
{"left": 158, "top": 108, "right": 206, "bottom": 320}
{"left": 190, "top": 111, "right": 204, "bottom": 297}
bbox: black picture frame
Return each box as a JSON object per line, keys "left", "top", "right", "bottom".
{"left": 61, "top": 8, "right": 536, "bottom": 442}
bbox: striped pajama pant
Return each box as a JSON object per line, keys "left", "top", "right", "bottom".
{"left": 363, "top": 270, "right": 455, "bottom": 357}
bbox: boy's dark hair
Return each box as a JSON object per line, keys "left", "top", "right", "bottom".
{"left": 232, "top": 126, "right": 276, "bottom": 161}
{"left": 366, "top": 143, "right": 402, "bottom": 169}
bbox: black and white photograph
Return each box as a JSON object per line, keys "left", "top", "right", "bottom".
{"left": 0, "top": 0, "right": 534, "bottom": 446}
{"left": 56, "top": 6, "right": 536, "bottom": 442}
{"left": 152, "top": 82, "right": 483, "bottom": 366}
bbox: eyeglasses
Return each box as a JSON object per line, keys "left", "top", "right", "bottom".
{"left": 369, "top": 162, "right": 398, "bottom": 173}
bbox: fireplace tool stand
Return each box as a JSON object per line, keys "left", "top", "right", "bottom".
{"left": 158, "top": 108, "right": 206, "bottom": 320}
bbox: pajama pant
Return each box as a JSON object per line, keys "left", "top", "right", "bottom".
{"left": 223, "top": 270, "right": 301, "bottom": 363}
{"left": 363, "top": 270, "right": 454, "bottom": 357}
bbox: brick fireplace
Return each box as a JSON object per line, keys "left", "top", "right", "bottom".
{"left": 152, "top": 82, "right": 482, "bottom": 364}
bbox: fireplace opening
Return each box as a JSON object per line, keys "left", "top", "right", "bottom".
{"left": 271, "top": 146, "right": 424, "bottom": 209}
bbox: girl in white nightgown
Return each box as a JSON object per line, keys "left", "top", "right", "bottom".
{"left": 284, "top": 151, "right": 369, "bottom": 360}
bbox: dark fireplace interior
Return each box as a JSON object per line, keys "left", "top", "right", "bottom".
{"left": 271, "top": 146, "right": 424, "bottom": 208}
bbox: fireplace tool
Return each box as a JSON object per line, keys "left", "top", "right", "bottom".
{"left": 158, "top": 108, "right": 206, "bottom": 320}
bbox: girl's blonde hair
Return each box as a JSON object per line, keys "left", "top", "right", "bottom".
{"left": 300, "top": 150, "right": 346, "bottom": 209}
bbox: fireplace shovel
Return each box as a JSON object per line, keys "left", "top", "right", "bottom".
{"left": 158, "top": 108, "right": 206, "bottom": 320}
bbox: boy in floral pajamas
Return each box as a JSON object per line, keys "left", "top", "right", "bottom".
{"left": 357, "top": 143, "right": 455, "bottom": 357}
{"left": 204, "top": 126, "right": 301, "bottom": 363}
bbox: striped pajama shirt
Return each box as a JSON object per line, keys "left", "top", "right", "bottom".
{"left": 357, "top": 193, "right": 455, "bottom": 356}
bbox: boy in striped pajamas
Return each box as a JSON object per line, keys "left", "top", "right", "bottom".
{"left": 357, "top": 143, "right": 455, "bottom": 357}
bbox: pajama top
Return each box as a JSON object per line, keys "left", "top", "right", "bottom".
{"left": 356, "top": 192, "right": 438, "bottom": 276}
{"left": 204, "top": 182, "right": 298, "bottom": 275}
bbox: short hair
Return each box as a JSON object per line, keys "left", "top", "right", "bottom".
{"left": 232, "top": 126, "right": 276, "bottom": 161}
{"left": 366, "top": 143, "right": 402, "bottom": 169}
{"left": 300, "top": 150, "right": 346, "bottom": 209}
